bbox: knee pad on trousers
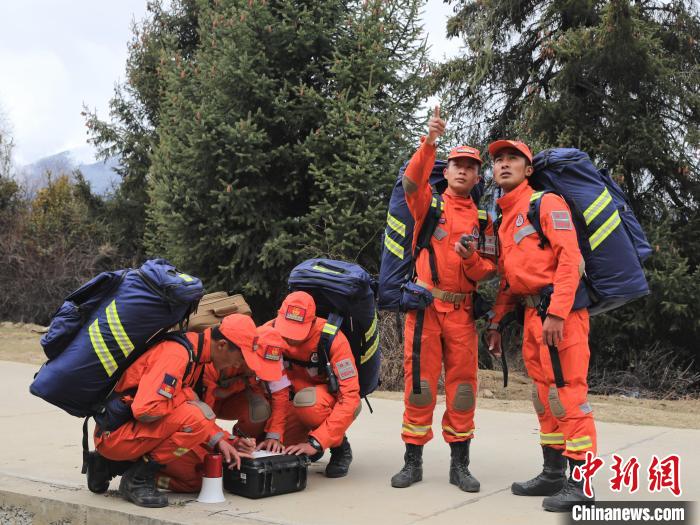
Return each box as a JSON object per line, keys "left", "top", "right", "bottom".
{"left": 408, "top": 379, "right": 432, "bottom": 407}
{"left": 293, "top": 387, "right": 317, "bottom": 408}
{"left": 532, "top": 384, "right": 545, "bottom": 416}
{"left": 353, "top": 402, "right": 362, "bottom": 419}
{"left": 548, "top": 386, "right": 566, "bottom": 419}
{"left": 248, "top": 394, "right": 271, "bottom": 424}
{"left": 452, "top": 383, "right": 475, "bottom": 412}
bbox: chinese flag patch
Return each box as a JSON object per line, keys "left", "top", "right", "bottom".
{"left": 157, "top": 373, "right": 177, "bottom": 399}
{"left": 264, "top": 345, "right": 282, "bottom": 361}
{"left": 551, "top": 211, "right": 573, "bottom": 230}
{"left": 285, "top": 305, "right": 306, "bottom": 323}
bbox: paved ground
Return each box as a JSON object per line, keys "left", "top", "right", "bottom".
{"left": 1, "top": 360, "right": 697, "bottom": 525}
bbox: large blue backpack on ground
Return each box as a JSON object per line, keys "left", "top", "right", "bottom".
{"left": 30, "top": 259, "right": 204, "bottom": 417}
{"left": 288, "top": 259, "right": 380, "bottom": 397}
{"left": 378, "top": 159, "right": 486, "bottom": 311}
{"left": 528, "top": 148, "right": 652, "bottom": 315}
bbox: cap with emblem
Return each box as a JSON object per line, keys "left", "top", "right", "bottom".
{"left": 217, "top": 314, "right": 282, "bottom": 381}
{"left": 244, "top": 325, "right": 286, "bottom": 381}
{"left": 447, "top": 145, "right": 482, "bottom": 164}
{"left": 487, "top": 140, "right": 533, "bottom": 163}
{"left": 275, "top": 291, "right": 316, "bottom": 342}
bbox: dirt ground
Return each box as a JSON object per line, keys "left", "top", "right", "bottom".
{"left": 3, "top": 322, "right": 698, "bottom": 429}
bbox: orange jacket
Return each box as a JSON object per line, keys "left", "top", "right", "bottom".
{"left": 265, "top": 317, "right": 360, "bottom": 449}
{"left": 492, "top": 180, "right": 584, "bottom": 323}
{"left": 113, "top": 330, "right": 230, "bottom": 447}
{"left": 403, "top": 138, "right": 496, "bottom": 311}
{"left": 200, "top": 361, "right": 290, "bottom": 441}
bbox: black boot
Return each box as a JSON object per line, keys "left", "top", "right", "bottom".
{"left": 390, "top": 444, "right": 423, "bottom": 488}
{"left": 449, "top": 441, "right": 480, "bottom": 492}
{"left": 542, "top": 458, "right": 595, "bottom": 512}
{"left": 325, "top": 436, "right": 353, "bottom": 478}
{"left": 118, "top": 457, "right": 168, "bottom": 508}
{"left": 512, "top": 446, "right": 567, "bottom": 496}
{"left": 83, "top": 451, "right": 133, "bottom": 494}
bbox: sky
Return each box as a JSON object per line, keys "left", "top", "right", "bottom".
{"left": 0, "top": 0, "right": 461, "bottom": 166}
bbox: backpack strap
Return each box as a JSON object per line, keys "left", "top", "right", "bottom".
{"left": 413, "top": 188, "right": 444, "bottom": 285}
{"left": 527, "top": 191, "right": 550, "bottom": 249}
{"left": 317, "top": 313, "right": 342, "bottom": 394}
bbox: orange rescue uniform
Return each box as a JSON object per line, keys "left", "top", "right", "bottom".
{"left": 199, "top": 360, "right": 290, "bottom": 442}
{"left": 266, "top": 318, "right": 361, "bottom": 450}
{"left": 95, "top": 330, "right": 233, "bottom": 492}
{"left": 491, "top": 179, "right": 597, "bottom": 460}
{"left": 401, "top": 138, "right": 496, "bottom": 445}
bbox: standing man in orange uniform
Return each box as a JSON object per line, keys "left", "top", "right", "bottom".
{"left": 391, "top": 107, "right": 496, "bottom": 492}
{"left": 266, "top": 291, "right": 361, "bottom": 479}
{"left": 200, "top": 324, "right": 291, "bottom": 453}
{"left": 485, "top": 140, "right": 596, "bottom": 512}
{"left": 88, "top": 314, "right": 281, "bottom": 507}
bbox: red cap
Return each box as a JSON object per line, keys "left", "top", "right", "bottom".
{"left": 488, "top": 140, "right": 533, "bottom": 162}
{"left": 218, "top": 314, "right": 281, "bottom": 382}
{"left": 250, "top": 325, "right": 287, "bottom": 381}
{"left": 447, "top": 145, "right": 482, "bottom": 164}
{"left": 275, "top": 291, "right": 316, "bottom": 341}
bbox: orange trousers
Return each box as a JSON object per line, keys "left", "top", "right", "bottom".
{"left": 523, "top": 307, "right": 597, "bottom": 460}
{"left": 213, "top": 390, "right": 268, "bottom": 440}
{"left": 95, "top": 402, "right": 218, "bottom": 492}
{"left": 151, "top": 391, "right": 269, "bottom": 494}
{"left": 402, "top": 305, "right": 478, "bottom": 445}
{"left": 284, "top": 385, "right": 345, "bottom": 447}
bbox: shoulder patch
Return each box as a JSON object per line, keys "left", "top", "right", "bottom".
{"left": 551, "top": 211, "right": 573, "bottom": 230}
{"left": 335, "top": 358, "right": 357, "bottom": 381}
{"left": 158, "top": 373, "right": 177, "bottom": 399}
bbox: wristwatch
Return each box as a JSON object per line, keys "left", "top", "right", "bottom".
{"left": 308, "top": 436, "right": 323, "bottom": 453}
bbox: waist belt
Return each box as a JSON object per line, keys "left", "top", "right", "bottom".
{"left": 523, "top": 294, "right": 540, "bottom": 308}
{"left": 416, "top": 279, "right": 470, "bottom": 306}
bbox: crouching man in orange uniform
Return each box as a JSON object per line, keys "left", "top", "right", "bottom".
{"left": 87, "top": 314, "right": 281, "bottom": 507}
{"left": 199, "top": 324, "right": 291, "bottom": 453}
{"left": 485, "top": 140, "right": 597, "bottom": 512}
{"left": 266, "top": 291, "right": 361, "bottom": 479}
{"left": 391, "top": 106, "right": 496, "bottom": 492}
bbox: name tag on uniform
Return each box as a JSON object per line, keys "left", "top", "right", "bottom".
{"left": 479, "top": 235, "right": 497, "bottom": 255}
{"left": 335, "top": 358, "right": 357, "bottom": 380}
{"left": 433, "top": 227, "right": 447, "bottom": 241}
{"left": 551, "top": 211, "right": 573, "bottom": 230}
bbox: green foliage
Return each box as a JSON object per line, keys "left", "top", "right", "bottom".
{"left": 84, "top": 0, "right": 202, "bottom": 261}
{"left": 145, "top": 0, "right": 428, "bottom": 318}
{"left": 438, "top": 0, "right": 700, "bottom": 369}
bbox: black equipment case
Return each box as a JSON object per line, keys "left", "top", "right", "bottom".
{"left": 224, "top": 454, "right": 309, "bottom": 499}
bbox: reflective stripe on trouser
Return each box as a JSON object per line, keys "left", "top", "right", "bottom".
{"left": 402, "top": 305, "right": 478, "bottom": 445}
{"left": 283, "top": 385, "right": 346, "bottom": 448}
{"left": 213, "top": 390, "right": 267, "bottom": 440}
{"left": 156, "top": 445, "right": 208, "bottom": 492}
{"left": 522, "top": 308, "right": 597, "bottom": 460}
{"left": 95, "top": 401, "right": 217, "bottom": 466}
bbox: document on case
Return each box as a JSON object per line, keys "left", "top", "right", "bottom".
{"left": 252, "top": 450, "right": 284, "bottom": 458}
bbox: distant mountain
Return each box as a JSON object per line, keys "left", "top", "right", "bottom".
{"left": 18, "top": 149, "right": 121, "bottom": 195}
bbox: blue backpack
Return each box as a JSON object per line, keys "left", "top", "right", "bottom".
{"left": 378, "top": 159, "right": 487, "bottom": 311}
{"left": 30, "top": 259, "right": 205, "bottom": 417}
{"left": 288, "top": 259, "right": 380, "bottom": 398}
{"left": 527, "top": 148, "right": 652, "bottom": 315}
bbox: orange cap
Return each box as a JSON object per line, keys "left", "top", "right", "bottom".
{"left": 275, "top": 291, "right": 316, "bottom": 341}
{"left": 245, "top": 325, "right": 286, "bottom": 381}
{"left": 218, "top": 314, "right": 282, "bottom": 382}
{"left": 447, "top": 145, "right": 482, "bottom": 164}
{"left": 488, "top": 140, "right": 533, "bottom": 162}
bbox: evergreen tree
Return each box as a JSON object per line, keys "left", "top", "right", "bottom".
{"left": 437, "top": 0, "right": 700, "bottom": 369}
{"left": 147, "top": 0, "right": 428, "bottom": 317}
{"left": 84, "top": 0, "right": 201, "bottom": 261}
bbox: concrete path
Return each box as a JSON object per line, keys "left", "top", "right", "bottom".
{"left": 0, "top": 360, "right": 697, "bottom": 525}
